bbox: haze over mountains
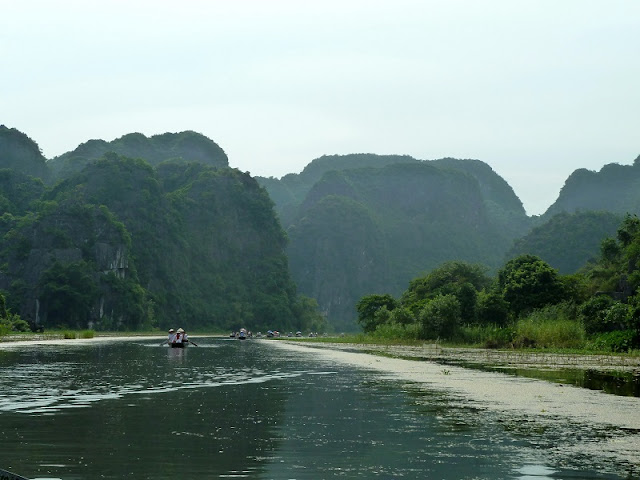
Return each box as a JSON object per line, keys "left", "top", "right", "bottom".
{"left": 1, "top": 125, "right": 638, "bottom": 330}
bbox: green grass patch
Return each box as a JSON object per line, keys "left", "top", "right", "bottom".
{"left": 455, "top": 324, "right": 515, "bottom": 348}
{"left": 79, "top": 330, "right": 95, "bottom": 339}
{"left": 62, "top": 330, "right": 77, "bottom": 339}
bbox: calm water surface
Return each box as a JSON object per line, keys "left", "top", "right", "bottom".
{"left": 0, "top": 338, "right": 630, "bottom": 479}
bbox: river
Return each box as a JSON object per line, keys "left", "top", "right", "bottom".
{"left": 0, "top": 337, "right": 631, "bottom": 479}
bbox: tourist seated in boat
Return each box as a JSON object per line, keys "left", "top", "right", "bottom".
{"left": 168, "top": 328, "right": 176, "bottom": 345}
{"left": 170, "top": 328, "right": 186, "bottom": 347}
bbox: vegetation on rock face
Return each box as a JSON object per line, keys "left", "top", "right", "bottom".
{"left": 2, "top": 126, "right": 638, "bottom": 341}
{"left": 544, "top": 156, "right": 640, "bottom": 218}
{"left": 508, "top": 211, "right": 622, "bottom": 274}
{"left": 0, "top": 129, "right": 325, "bottom": 334}
{"left": 356, "top": 215, "right": 640, "bottom": 352}
{"left": 47, "top": 130, "right": 229, "bottom": 182}
{"left": 0, "top": 125, "right": 50, "bottom": 181}
{"left": 261, "top": 155, "right": 531, "bottom": 330}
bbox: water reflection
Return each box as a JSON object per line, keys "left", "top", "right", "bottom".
{"left": 0, "top": 339, "right": 632, "bottom": 479}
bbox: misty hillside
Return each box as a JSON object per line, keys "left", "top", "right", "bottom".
{"left": 0, "top": 125, "right": 50, "bottom": 181}
{"left": 0, "top": 128, "right": 322, "bottom": 333}
{"left": 544, "top": 155, "right": 640, "bottom": 218}
{"left": 2, "top": 125, "right": 637, "bottom": 332}
{"left": 261, "top": 156, "right": 531, "bottom": 330}
{"left": 47, "top": 131, "right": 229, "bottom": 182}
{"left": 507, "top": 211, "right": 622, "bottom": 274}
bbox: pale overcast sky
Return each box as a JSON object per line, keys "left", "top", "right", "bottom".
{"left": 2, "top": 0, "right": 639, "bottom": 215}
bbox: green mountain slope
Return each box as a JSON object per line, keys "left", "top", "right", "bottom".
{"left": 0, "top": 127, "right": 310, "bottom": 332}
{"left": 284, "top": 160, "right": 529, "bottom": 329}
{"left": 0, "top": 125, "right": 50, "bottom": 181}
{"left": 544, "top": 156, "right": 640, "bottom": 218}
{"left": 507, "top": 211, "right": 622, "bottom": 274}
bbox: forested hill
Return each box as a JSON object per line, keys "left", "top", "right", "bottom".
{"left": 543, "top": 155, "right": 640, "bottom": 219}
{"left": 507, "top": 211, "right": 622, "bottom": 274}
{"left": 47, "top": 131, "right": 229, "bottom": 182}
{"left": 0, "top": 125, "right": 50, "bottom": 181}
{"left": 260, "top": 155, "right": 531, "bottom": 331}
{"left": 0, "top": 128, "right": 323, "bottom": 333}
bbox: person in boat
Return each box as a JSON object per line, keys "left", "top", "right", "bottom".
{"left": 175, "top": 328, "right": 189, "bottom": 345}
{"left": 174, "top": 328, "right": 184, "bottom": 345}
{"left": 168, "top": 328, "right": 176, "bottom": 345}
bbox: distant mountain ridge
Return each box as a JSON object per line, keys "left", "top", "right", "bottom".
{"left": 543, "top": 155, "right": 640, "bottom": 219}
{"left": 2, "top": 124, "right": 638, "bottom": 332}
{"left": 47, "top": 131, "right": 229, "bottom": 181}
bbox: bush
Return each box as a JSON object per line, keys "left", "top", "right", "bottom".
{"left": 10, "top": 318, "right": 31, "bottom": 332}
{"left": 579, "top": 295, "right": 614, "bottom": 334}
{"left": 419, "top": 294, "right": 461, "bottom": 340}
{"left": 475, "top": 291, "right": 510, "bottom": 327}
{"left": 587, "top": 330, "right": 637, "bottom": 352}
{"left": 62, "top": 330, "right": 77, "bottom": 339}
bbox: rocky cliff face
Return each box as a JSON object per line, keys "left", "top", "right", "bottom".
{"left": 284, "top": 161, "right": 524, "bottom": 330}
{"left": 0, "top": 202, "right": 133, "bottom": 328}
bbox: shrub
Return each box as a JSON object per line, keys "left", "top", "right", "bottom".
{"left": 10, "top": 318, "right": 31, "bottom": 332}
{"left": 587, "top": 330, "right": 636, "bottom": 352}
{"left": 419, "top": 294, "right": 461, "bottom": 340}
{"left": 475, "top": 290, "right": 510, "bottom": 327}
{"left": 62, "top": 330, "right": 77, "bottom": 339}
{"left": 579, "top": 295, "right": 614, "bottom": 334}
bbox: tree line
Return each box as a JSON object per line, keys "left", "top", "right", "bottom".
{"left": 357, "top": 214, "right": 640, "bottom": 352}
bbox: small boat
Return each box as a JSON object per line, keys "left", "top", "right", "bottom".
{"left": 170, "top": 342, "right": 186, "bottom": 348}
{"left": 238, "top": 328, "right": 247, "bottom": 340}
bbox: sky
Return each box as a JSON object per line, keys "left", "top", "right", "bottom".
{"left": 2, "top": 0, "right": 639, "bottom": 216}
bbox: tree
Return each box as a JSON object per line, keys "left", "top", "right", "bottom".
{"left": 356, "top": 294, "right": 397, "bottom": 333}
{"left": 419, "top": 294, "right": 461, "bottom": 339}
{"left": 38, "top": 261, "right": 98, "bottom": 328}
{"left": 401, "top": 261, "right": 490, "bottom": 322}
{"left": 498, "top": 254, "right": 565, "bottom": 317}
{"left": 475, "top": 290, "right": 510, "bottom": 326}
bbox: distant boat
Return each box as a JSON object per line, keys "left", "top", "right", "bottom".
{"left": 238, "top": 328, "right": 247, "bottom": 340}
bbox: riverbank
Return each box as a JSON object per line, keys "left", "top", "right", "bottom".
{"left": 268, "top": 340, "right": 640, "bottom": 472}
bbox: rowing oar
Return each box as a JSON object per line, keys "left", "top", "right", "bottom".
{"left": 188, "top": 339, "right": 199, "bottom": 347}
{"left": 159, "top": 340, "right": 168, "bottom": 346}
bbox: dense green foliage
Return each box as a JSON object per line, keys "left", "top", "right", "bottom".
{"left": 261, "top": 154, "right": 531, "bottom": 330}
{"left": 356, "top": 215, "right": 640, "bottom": 351}
{"left": 0, "top": 128, "right": 325, "bottom": 333}
{"left": 508, "top": 211, "right": 622, "bottom": 273}
{"left": 544, "top": 156, "right": 640, "bottom": 218}
{"left": 47, "top": 131, "right": 229, "bottom": 182}
{"left": 0, "top": 125, "right": 49, "bottom": 181}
